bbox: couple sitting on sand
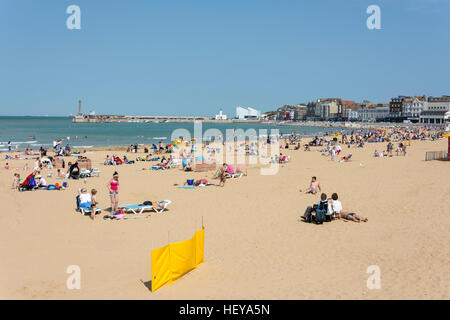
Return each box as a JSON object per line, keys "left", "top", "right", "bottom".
{"left": 301, "top": 193, "right": 368, "bottom": 224}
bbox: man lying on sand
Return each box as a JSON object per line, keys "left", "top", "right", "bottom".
{"left": 300, "top": 176, "right": 321, "bottom": 194}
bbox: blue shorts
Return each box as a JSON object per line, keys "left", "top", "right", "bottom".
{"left": 80, "top": 201, "right": 92, "bottom": 209}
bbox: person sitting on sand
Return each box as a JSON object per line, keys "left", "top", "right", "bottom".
{"left": 5, "top": 162, "right": 9, "bottom": 170}
{"left": 35, "top": 174, "right": 47, "bottom": 188}
{"left": 373, "top": 150, "right": 379, "bottom": 157}
{"left": 184, "top": 162, "right": 193, "bottom": 172}
{"left": 300, "top": 176, "right": 321, "bottom": 194}
{"left": 328, "top": 193, "right": 343, "bottom": 220}
{"left": 57, "top": 169, "right": 65, "bottom": 178}
{"left": 69, "top": 162, "right": 80, "bottom": 179}
{"left": 301, "top": 193, "right": 328, "bottom": 223}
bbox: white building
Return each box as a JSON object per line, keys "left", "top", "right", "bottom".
{"left": 236, "top": 107, "right": 261, "bottom": 120}
{"left": 215, "top": 109, "right": 227, "bottom": 120}
{"left": 344, "top": 109, "right": 359, "bottom": 121}
{"left": 403, "top": 96, "right": 426, "bottom": 121}
{"left": 356, "top": 105, "right": 389, "bottom": 122}
{"left": 420, "top": 96, "right": 450, "bottom": 125}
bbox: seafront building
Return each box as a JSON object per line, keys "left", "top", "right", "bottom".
{"left": 275, "top": 104, "right": 307, "bottom": 121}
{"left": 403, "top": 96, "right": 427, "bottom": 122}
{"left": 72, "top": 94, "right": 450, "bottom": 125}
{"left": 420, "top": 96, "right": 450, "bottom": 125}
{"left": 236, "top": 107, "right": 261, "bottom": 120}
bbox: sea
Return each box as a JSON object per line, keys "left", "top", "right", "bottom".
{"left": 0, "top": 116, "right": 345, "bottom": 152}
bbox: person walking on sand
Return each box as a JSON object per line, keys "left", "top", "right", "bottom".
{"left": 218, "top": 163, "right": 227, "bottom": 187}
{"left": 300, "top": 176, "right": 321, "bottom": 194}
{"left": 107, "top": 172, "right": 119, "bottom": 213}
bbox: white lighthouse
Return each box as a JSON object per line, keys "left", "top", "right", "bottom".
{"left": 215, "top": 108, "right": 227, "bottom": 120}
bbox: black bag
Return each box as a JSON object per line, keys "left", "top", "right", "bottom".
{"left": 143, "top": 201, "right": 152, "bottom": 205}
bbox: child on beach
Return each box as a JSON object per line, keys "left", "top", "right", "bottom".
{"left": 57, "top": 169, "right": 65, "bottom": 178}
{"left": 5, "top": 162, "right": 9, "bottom": 170}
{"left": 90, "top": 189, "right": 98, "bottom": 220}
{"left": 12, "top": 173, "right": 20, "bottom": 190}
{"left": 219, "top": 163, "right": 227, "bottom": 187}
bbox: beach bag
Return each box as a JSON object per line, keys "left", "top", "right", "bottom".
{"left": 315, "top": 201, "right": 327, "bottom": 224}
{"left": 143, "top": 201, "right": 152, "bottom": 205}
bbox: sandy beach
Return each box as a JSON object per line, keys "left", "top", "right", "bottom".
{"left": 0, "top": 136, "right": 449, "bottom": 299}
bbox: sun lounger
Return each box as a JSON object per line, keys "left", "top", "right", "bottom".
{"left": 123, "top": 204, "right": 153, "bottom": 214}
{"left": 75, "top": 196, "right": 101, "bottom": 215}
{"left": 124, "top": 200, "right": 171, "bottom": 214}
{"left": 166, "top": 159, "right": 180, "bottom": 169}
{"left": 225, "top": 165, "right": 243, "bottom": 179}
{"left": 225, "top": 172, "right": 243, "bottom": 178}
{"left": 80, "top": 168, "right": 101, "bottom": 178}
{"left": 79, "top": 206, "right": 102, "bottom": 216}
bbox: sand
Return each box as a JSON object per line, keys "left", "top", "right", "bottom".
{"left": 0, "top": 137, "right": 449, "bottom": 299}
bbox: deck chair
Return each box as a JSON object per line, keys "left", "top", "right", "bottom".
{"left": 76, "top": 196, "right": 102, "bottom": 216}
{"left": 152, "top": 200, "right": 171, "bottom": 213}
{"left": 166, "top": 159, "right": 180, "bottom": 169}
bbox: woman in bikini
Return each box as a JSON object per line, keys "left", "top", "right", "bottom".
{"left": 337, "top": 211, "right": 368, "bottom": 223}
{"left": 107, "top": 172, "right": 119, "bottom": 213}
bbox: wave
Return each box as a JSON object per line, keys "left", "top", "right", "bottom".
{"left": 73, "top": 146, "right": 93, "bottom": 149}
{"left": 153, "top": 137, "right": 167, "bottom": 140}
{"left": 12, "top": 141, "right": 38, "bottom": 145}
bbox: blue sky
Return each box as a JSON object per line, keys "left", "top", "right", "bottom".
{"left": 1, "top": 0, "right": 449, "bottom": 116}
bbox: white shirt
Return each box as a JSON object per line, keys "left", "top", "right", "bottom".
{"left": 331, "top": 200, "right": 343, "bottom": 214}
{"left": 38, "top": 178, "right": 46, "bottom": 186}
{"left": 79, "top": 193, "right": 92, "bottom": 204}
